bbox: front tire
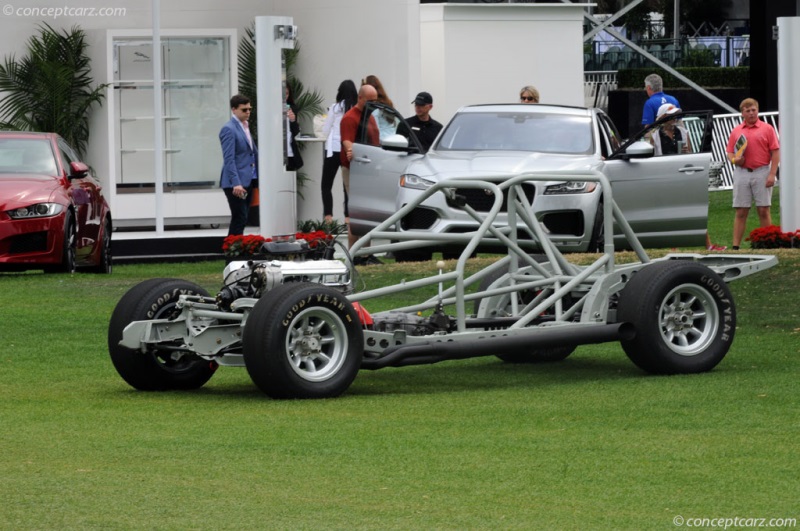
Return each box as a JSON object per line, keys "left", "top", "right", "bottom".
{"left": 617, "top": 261, "right": 736, "bottom": 374}
{"left": 45, "top": 210, "right": 77, "bottom": 273}
{"left": 108, "top": 278, "right": 217, "bottom": 390}
{"left": 243, "top": 282, "right": 363, "bottom": 399}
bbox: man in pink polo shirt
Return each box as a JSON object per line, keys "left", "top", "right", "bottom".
{"left": 725, "top": 98, "right": 780, "bottom": 250}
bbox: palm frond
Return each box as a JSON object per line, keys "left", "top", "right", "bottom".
{"left": 238, "top": 24, "right": 258, "bottom": 143}
{"left": 288, "top": 77, "right": 324, "bottom": 121}
{"left": 0, "top": 22, "right": 105, "bottom": 157}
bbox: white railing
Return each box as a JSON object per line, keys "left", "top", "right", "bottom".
{"left": 581, "top": 72, "right": 775, "bottom": 190}
{"left": 584, "top": 71, "right": 617, "bottom": 111}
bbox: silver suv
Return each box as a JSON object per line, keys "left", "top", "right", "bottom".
{"left": 349, "top": 103, "right": 713, "bottom": 261}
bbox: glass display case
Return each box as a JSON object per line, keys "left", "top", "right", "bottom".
{"left": 112, "top": 35, "right": 231, "bottom": 191}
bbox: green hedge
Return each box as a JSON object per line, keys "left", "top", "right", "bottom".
{"left": 617, "top": 67, "right": 749, "bottom": 89}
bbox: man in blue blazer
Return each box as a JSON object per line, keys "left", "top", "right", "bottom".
{"left": 220, "top": 94, "right": 258, "bottom": 235}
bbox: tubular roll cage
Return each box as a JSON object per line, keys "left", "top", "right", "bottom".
{"left": 347, "top": 171, "right": 776, "bottom": 365}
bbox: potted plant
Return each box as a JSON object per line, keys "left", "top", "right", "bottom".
{"left": 223, "top": 230, "right": 337, "bottom": 261}
{"left": 747, "top": 225, "right": 799, "bottom": 249}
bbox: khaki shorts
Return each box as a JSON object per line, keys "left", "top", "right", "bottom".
{"left": 732, "top": 165, "right": 772, "bottom": 208}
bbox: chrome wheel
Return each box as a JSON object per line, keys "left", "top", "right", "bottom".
{"left": 659, "top": 283, "right": 719, "bottom": 356}
{"left": 285, "top": 306, "right": 348, "bottom": 382}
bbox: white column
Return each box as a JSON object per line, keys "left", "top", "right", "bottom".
{"left": 255, "top": 16, "right": 296, "bottom": 237}
{"left": 777, "top": 17, "right": 800, "bottom": 232}
{"left": 152, "top": 0, "right": 164, "bottom": 234}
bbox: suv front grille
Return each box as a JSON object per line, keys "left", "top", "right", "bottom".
{"left": 453, "top": 183, "right": 535, "bottom": 212}
{"left": 401, "top": 207, "right": 439, "bottom": 230}
{"left": 541, "top": 211, "right": 584, "bottom": 236}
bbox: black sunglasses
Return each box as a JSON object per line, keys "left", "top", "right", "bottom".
{"left": 520, "top": 96, "right": 535, "bottom": 102}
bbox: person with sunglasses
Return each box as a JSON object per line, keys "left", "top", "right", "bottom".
{"left": 519, "top": 85, "right": 540, "bottom": 104}
{"left": 219, "top": 94, "right": 258, "bottom": 236}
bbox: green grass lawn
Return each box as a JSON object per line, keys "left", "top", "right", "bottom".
{"left": 1, "top": 193, "right": 797, "bottom": 530}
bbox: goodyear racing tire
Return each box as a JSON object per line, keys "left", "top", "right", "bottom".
{"left": 473, "top": 259, "right": 575, "bottom": 363}
{"left": 242, "top": 282, "right": 364, "bottom": 399}
{"left": 108, "top": 278, "right": 217, "bottom": 390}
{"left": 616, "top": 261, "right": 736, "bottom": 374}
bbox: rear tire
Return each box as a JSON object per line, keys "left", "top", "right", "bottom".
{"left": 92, "top": 217, "right": 112, "bottom": 274}
{"left": 243, "top": 282, "right": 363, "bottom": 399}
{"left": 108, "top": 279, "right": 217, "bottom": 390}
{"left": 617, "top": 261, "right": 736, "bottom": 374}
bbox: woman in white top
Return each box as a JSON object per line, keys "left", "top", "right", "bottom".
{"left": 320, "top": 79, "right": 358, "bottom": 221}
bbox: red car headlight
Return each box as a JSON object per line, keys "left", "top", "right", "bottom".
{"left": 6, "top": 203, "right": 64, "bottom": 219}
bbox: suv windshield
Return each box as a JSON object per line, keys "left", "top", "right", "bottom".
{"left": 435, "top": 111, "right": 594, "bottom": 155}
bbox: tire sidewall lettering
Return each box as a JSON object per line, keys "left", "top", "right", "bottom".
{"left": 699, "top": 274, "right": 734, "bottom": 342}
{"left": 145, "top": 287, "right": 193, "bottom": 319}
{"left": 699, "top": 274, "right": 729, "bottom": 304}
{"left": 281, "top": 293, "right": 348, "bottom": 327}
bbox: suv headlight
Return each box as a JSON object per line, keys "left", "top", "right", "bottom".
{"left": 7, "top": 203, "right": 64, "bottom": 219}
{"left": 543, "top": 181, "right": 597, "bottom": 195}
{"left": 400, "top": 174, "right": 435, "bottom": 191}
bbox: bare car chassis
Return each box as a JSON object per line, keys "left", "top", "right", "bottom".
{"left": 108, "top": 171, "right": 776, "bottom": 398}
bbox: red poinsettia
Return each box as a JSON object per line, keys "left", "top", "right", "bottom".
{"left": 222, "top": 231, "right": 335, "bottom": 257}
{"left": 295, "top": 230, "right": 334, "bottom": 249}
{"left": 746, "top": 225, "right": 799, "bottom": 249}
{"left": 222, "top": 234, "right": 269, "bottom": 257}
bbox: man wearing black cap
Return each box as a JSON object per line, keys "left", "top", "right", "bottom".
{"left": 406, "top": 91, "right": 443, "bottom": 153}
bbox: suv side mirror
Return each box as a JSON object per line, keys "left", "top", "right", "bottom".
{"left": 381, "top": 134, "right": 413, "bottom": 152}
{"left": 620, "top": 140, "right": 654, "bottom": 160}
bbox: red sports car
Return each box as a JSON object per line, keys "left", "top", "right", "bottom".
{"left": 0, "top": 132, "right": 112, "bottom": 273}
